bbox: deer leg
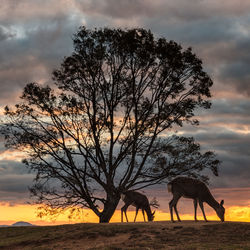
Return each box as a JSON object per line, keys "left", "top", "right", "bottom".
{"left": 134, "top": 207, "right": 139, "bottom": 222}
{"left": 142, "top": 209, "right": 146, "bottom": 222}
{"left": 121, "top": 204, "right": 129, "bottom": 222}
{"left": 169, "top": 194, "right": 181, "bottom": 222}
{"left": 193, "top": 199, "right": 198, "bottom": 222}
{"left": 169, "top": 199, "right": 174, "bottom": 222}
{"left": 198, "top": 200, "right": 208, "bottom": 222}
{"left": 124, "top": 209, "right": 129, "bottom": 222}
{"left": 121, "top": 205, "right": 125, "bottom": 222}
{"left": 173, "top": 204, "right": 181, "bottom": 222}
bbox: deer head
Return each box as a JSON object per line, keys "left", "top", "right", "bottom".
{"left": 216, "top": 200, "right": 225, "bottom": 222}
{"left": 148, "top": 210, "right": 155, "bottom": 221}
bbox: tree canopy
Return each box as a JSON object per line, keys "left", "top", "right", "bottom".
{"left": 1, "top": 27, "right": 220, "bottom": 222}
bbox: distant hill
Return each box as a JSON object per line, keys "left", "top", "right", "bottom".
{"left": 0, "top": 221, "right": 34, "bottom": 227}
{"left": 12, "top": 221, "right": 34, "bottom": 227}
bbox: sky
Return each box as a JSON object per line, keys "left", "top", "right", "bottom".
{"left": 0, "top": 0, "right": 250, "bottom": 224}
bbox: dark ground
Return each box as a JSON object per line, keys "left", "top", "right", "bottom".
{"left": 0, "top": 221, "right": 249, "bottom": 249}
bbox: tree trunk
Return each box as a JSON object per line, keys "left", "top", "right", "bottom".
{"left": 99, "top": 194, "right": 120, "bottom": 223}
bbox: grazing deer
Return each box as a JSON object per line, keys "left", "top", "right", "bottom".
{"left": 121, "top": 190, "right": 155, "bottom": 222}
{"left": 168, "top": 177, "right": 225, "bottom": 222}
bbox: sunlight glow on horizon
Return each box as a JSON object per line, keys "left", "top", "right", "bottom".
{"left": 0, "top": 203, "right": 249, "bottom": 225}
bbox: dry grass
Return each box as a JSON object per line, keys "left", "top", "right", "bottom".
{"left": 0, "top": 221, "right": 250, "bottom": 249}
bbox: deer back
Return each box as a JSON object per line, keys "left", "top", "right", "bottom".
{"left": 121, "top": 191, "right": 150, "bottom": 208}
{"left": 168, "top": 177, "right": 213, "bottom": 201}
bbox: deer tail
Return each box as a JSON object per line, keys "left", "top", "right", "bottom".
{"left": 167, "top": 183, "right": 172, "bottom": 193}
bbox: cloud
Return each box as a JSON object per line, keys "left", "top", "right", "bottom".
{"left": 180, "top": 126, "right": 250, "bottom": 188}
{"left": 198, "top": 28, "right": 250, "bottom": 97}
{"left": 77, "top": 0, "right": 157, "bottom": 19}
{"left": 0, "top": 159, "right": 34, "bottom": 203}
{"left": 178, "top": 97, "right": 250, "bottom": 189}
{"left": 0, "top": 16, "right": 77, "bottom": 107}
{"left": 0, "top": 26, "right": 15, "bottom": 41}
{"left": 0, "top": 160, "right": 29, "bottom": 175}
{"left": 76, "top": 0, "right": 250, "bottom": 21}
{"left": 0, "top": 174, "right": 33, "bottom": 193}
{"left": 0, "top": 0, "right": 75, "bottom": 25}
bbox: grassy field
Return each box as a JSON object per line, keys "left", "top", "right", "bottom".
{"left": 0, "top": 221, "right": 250, "bottom": 249}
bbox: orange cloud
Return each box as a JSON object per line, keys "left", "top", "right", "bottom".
{"left": 0, "top": 149, "right": 26, "bottom": 161}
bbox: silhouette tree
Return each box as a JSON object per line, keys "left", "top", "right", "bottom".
{"left": 1, "top": 27, "right": 220, "bottom": 223}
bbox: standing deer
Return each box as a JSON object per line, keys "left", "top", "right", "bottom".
{"left": 168, "top": 177, "right": 225, "bottom": 222}
{"left": 121, "top": 190, "right": 155, "bottom": 222}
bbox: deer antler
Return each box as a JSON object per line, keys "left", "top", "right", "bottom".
{"left": 150, "top": 197, "right": 160, "bottom": 209}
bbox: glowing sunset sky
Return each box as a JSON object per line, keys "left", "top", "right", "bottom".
{"left": 0, "top": 0, "right": 250, "bottom": 224}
